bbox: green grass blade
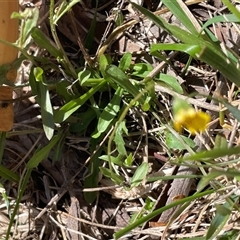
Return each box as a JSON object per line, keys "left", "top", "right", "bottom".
{"left": 161, "top": 0, "right": 199, "bottom": 34}
{"left": 53, "top": 0, "right": 80, "bottom": 24}
{"left": 33, "top": 67, "right": 54, "bottom": 140}
{"left": 119, "top": 52, "right": 132, "bottom": 72}
{"left": 114, "top": 190, "right": 215, "bottom": 239}
{"left": 0, "top": 165, "right": 19, "bottom": 182}
{"left": 181, "top": 146, "right": 240, "bottom": 161}
{"left": 54, "top": 80, "right": 107, "bottom": 123}
{"left": 222, "top": 100, "right": 240, "bottom": 122}
{"left": 151, "top": 43, "right": 202, "bottom": 57}
{"left": 201, "top": 14, "right": 239, "bottom": 32}
{"left": 130, "top": 162, "right": 149, "bottom": 188}
{"left": 26, "top": 133, "right": 62, "bottom": 168}
{"left": 84, "top": 146, "right": 101, "bottom": 204}
{"left": 132, "top": 2, "right": 240, "bottom": 87}
{"left": 105, "top": 65, "right": 145, "bottom": 104}
{"left": 31, "top": 27, "right": 62, "bottom": 58}
{"left": 198, "top": 169, "right": 240, "bottom": 191}
{"left": 92, "top": 87, "right": 124, "bottom": 138}
{"left": 206, "top": 195, "right": 239, "bottom": 239}
{"left": 158, "top": 73, "right": 183, "bottom": 94}
{"left": 6, "top": 168, "right": 32, "bottom": 240}
{"left": 222, "top": 0, "right": 240, "bottom": 20}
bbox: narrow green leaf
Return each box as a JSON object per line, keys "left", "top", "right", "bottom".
{"left": 53, "top": 0, "right": 80, "bottom": 24}
{"left": 151, "top": 43, "right": 202, "bottom": 58}
{"left": 198, "top": 169, "right": 240, "bottom": 191}
{"left": 27, "top": 133, "right": 62, "bottom": 168}
{"left": 0, "top": 165, "right": 19, "bottom": 182}
{"left": 17, "top": 7, "right": 39, "bottom": 47}
{"left": 31, "top": 27, "right": 62, "bottom": 58}
{"left": 33, "top": 67, "right": 43, "bottom": 82}
{"left": 182, "top": 146, "right": 240, "bottom": 161}
{"left": 161, "top": 0, "right": 198, "bottom": 35}
{"left": 131, "top": 2, "right": 240, "bottom": 87}
{"left": 0, "top": 183, "right": 11, "bottom": 217}
{"left": 106, "top": 65, "right": 145, "bottom": 104}
{"left": 99, "top": 155, "right": 123, "bottom": 166}
{"left": 84, "top": 147, "right": 101, "bottom": 203}
{"left": 132, "top": 63, "right": 153, "bottom": 78}
{"left": 99, "top": 167, "right": 124, "bottom": 185}
{"left": 222, "top": 0, "right": 240, "bottom": 21}
{"left": 158, "top": 73, "right": 183, "bottom": 94}
{"left": 6, "top": 168, "right": 32, "bottom": 239}
{"left": 125, "top": 153, "right": 133, "bottom": 166}
{"left": 131, "top": 162, "right": 149, "bottom": 188}
{"left": 33, "top": 67, "right": 54, "bottom": 140}
{"left": 206, "top": 195, "right": 239, "bottom": 239}
{"left": 93, "top": 87, "right": 123, "bottom": 138}
{"left": 78, "top": 69, "right": 91, "bottom": 85}
{"left": 114, "top": 189, "right": 215, "bottom": 239}
{"left": 214, "top": 134, "right": 228, "bottom": 149}
{"left": 99, "top": 54, "right": 111, "bottom": 79}
{"left": 54, "top": 80, "right": 107, "bottom": 123}
{"left": 114, "top": 121, "right": 127, "bottom": 156}
{"left": 201, "top": 14, "right": 239, "bottom": 33}
{"left": 222, "top": 100, "right": 240, "bottom": 122}
{"left": 70, "top": 107, "right": 96, "bottom": 133}
{"left": 166, "top": 132, "right": 196, "bottom": 150}
{"left": 119, "top": 52, "right": 132, "bottom": 72}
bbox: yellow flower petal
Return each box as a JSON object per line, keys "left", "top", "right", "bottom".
{"left": 174, "top": 108, "right": 211, "bottom": 135}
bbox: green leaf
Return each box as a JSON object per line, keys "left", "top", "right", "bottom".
{"left": 181, "top": 146, "right": 240, "bottom": 161}
{"left": 0, "top": 165, "right": 19, "bottom": 182}
{"left": 93, "top": 87, "right": 123, "bottom": 138}
{"left": 33, "top": 67, "right": 54, "bottom": 140}
{"left": 99, "top": 167, "right": 124, "bottom": 185}
{"left": 222, "top": 100, "right": 240, "bottom": 122}
{"left": 151, "top": 43, "right": 202, "bottom": 58}
{"left": 119, "top": 52, "right": 132, "bottom": 72}
{"left": 132, "top": 63, "right": 153, "bottom": 78}
{"left": 78, "top": 69, "right": 91, "bottom": 85}
{"left": 0, "top": 184, "right": 11, "bottom": 217}
{"left": 69, "top": 107, "right": 96, "bottom": 133}
{"left": 158, "top": 73, "right": 183, "bottom": 94}
{"left": 131, "top": 2, "right": 240, "bottom": 87}
{"left": 222, "top": 0, "right": 240, "bottom": 21}
{"left": 84, "top": 147, "right": 101, "bottom": 203}
{"left": 99, "top": 155, "right": 123, "bottom": 166}
{"left": 53, "top": 0, "right": 80, "bottom": 24}
{"left": 99, "top": 54, "right": 111, "bottom": 79}
{"left": 214, "top": 134, "right": 228, "bottom": 149}
{"left": 105, "top": 65, "right": 145, "bottom": 104}
{"left": 206, "top": 195, "right": 239, "bottom": 239}
{"left": 114, "top": 189, "right": 215, "bottom": 239}
{"left": 124, "top": 153, "right": 134, "bottom": 166}
{"left": 114, "top": 121, "right": 127, "bottom": 156}
{"left": 17, "top": 7, "right": 39, "bottom": 47}
{"left": 31, "top": 27, "right": 62, "bottom": 58}
{"left": 33, "top": 67, "right": 43, "bottom": 82}
{"left": 131, "top": 162, "right": 149, "bottom": 188}
{"left": 54, "top": 80, "right": 107, "bottom": 123}
{"left": 27, "top": 133, "right": 62, "bottom": 168}
{"left": 198, "top": 169, "right": 240, "bottom": 191}
{"left": 201, "top": 14, "right": 239, "bottom": 33}
{"left": 166, "top": 132, "right": 196, "bottom": 150}
{"left": 161, "top": 0, "right": 198, "bottom": 35}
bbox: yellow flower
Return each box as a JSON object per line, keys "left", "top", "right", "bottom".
{"left": 174, "top": 108, "right": 211, "bottom": 135}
